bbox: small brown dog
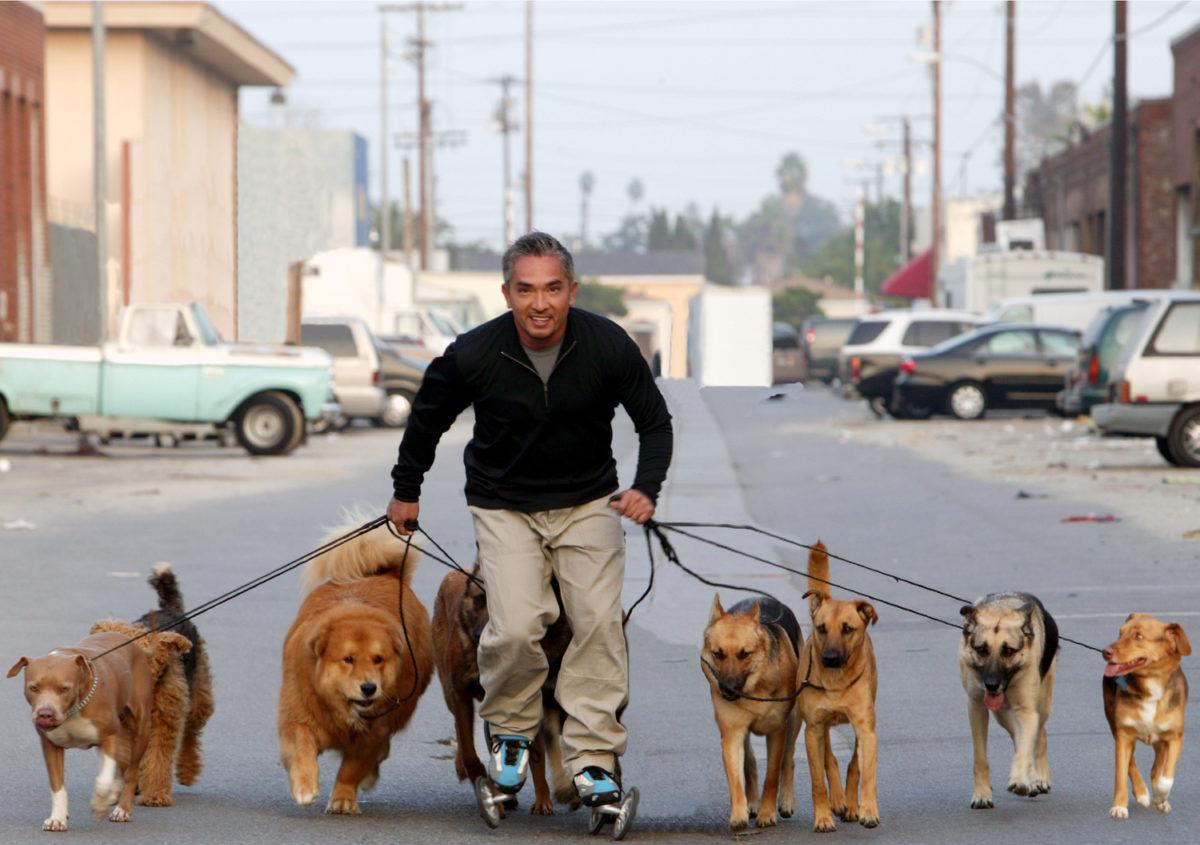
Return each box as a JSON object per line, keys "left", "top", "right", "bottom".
{"left": 9, "top": 631, "right": 157, "bottom": 830}
{"left": 431, "top": 566, "right": 576, "bottom": 814}
{"left": 278, "top": 520, "right": 433, "bottom": 814}
{"left": 1102, "top": 613, "right": 1190, "bottom": 819}
{"left": 798, "top": 541, "right": 880, "bottom": 832}
{"left": 702, "top": 593, "right": 802, "bottom": 830}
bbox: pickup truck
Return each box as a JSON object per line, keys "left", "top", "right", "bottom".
{"left": 0, "top": 302, "right": 336, "bottom": 456}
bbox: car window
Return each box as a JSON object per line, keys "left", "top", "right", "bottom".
{"left": 189, "top": 303, "right": 222, "bottom": 345}
{"left": 393, "top": 312, "right": 425, "bottom": 340}
{"left": 1039, "top": 331, "right": 1079, "bottom": 356}
{"left": 996, "top": 305, "right": 1033, "bottom": 323}
{"left": 846, "top": 320, "right": 888, "bottom": 345}
{"left": 301, "top": 323, "right": 359, "bottom": 358}
{"left": 1099, "top": 308, "right": 1146, "bottom": 369}
{"left": 902, "top": 320, "right": 967, "bottom": 347}
{"left": 773, "top": 328, "right": 799, "bottom": 350}
{"left": 126, "top": 309, "right": 192, "bottom": 348}
{"left": 1148, "top": 302, "right": 1200, "bottom": 355}
{"left": 811, "top": 320, "right": 856, "bottom": 346}
{"left": 984, "top": 329, "right": 1037, "bottom": 355}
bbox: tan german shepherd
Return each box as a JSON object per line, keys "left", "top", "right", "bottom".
{"left": 701, "top": 594, "right": 803, "bottom": 830}
{"left": 958, "top": 592, "right": 1058, "bottom": 808}
{"left": 798, "top": 541, "right": 880, "bottom": 832}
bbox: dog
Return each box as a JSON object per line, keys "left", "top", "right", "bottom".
{"left": 798, "top": 540, "right": 880, "bottom": 832}
{"left": 90, "top": 564, "right": 215, "bottom": 807}
{"left": 702, "top": 593, "right": 803, "bottom": 830}
{"left": 1102, "top": 613, "right": 1190, "bottom": 819}
{"left": 278, "top": 519, "right": 433, "bottom": 814}
{"left": 9, "top": 630, "right": 158, "bottom": 830}
{"left": 959, "top": 591, "right": 1058, "bottom": 808}
{"left": 431, "top": 566, "right": 579, "bottom": 814}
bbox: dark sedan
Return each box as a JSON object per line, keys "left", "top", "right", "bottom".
{"left": 891, "top": 324, "right": 1081, "bottom": 420}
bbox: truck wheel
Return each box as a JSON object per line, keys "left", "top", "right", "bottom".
{"left": 235, "top": 393, "right": 299, "bottom": 456}
{"left": 376, "top": 389, "right": 416, "bottom": 428}
{"left": 1166, "top": 407, "right": 1200, "bottom": 469}
{"left": 0, "top": 397, "right": 9, "bottom": 441}
{"left": 1156, "top": 436, "right": 1180, "bottom": 466}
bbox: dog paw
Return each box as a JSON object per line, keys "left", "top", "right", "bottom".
{"left": 291, "top": 785, "right": 318, "bottom": 807}
{"left": 755, "top": 808, "right": 778, "bottom": 828}
{"left": 813, "top": 814, "right": 837, "bottom": 833}
{"left": 1153, "top": 799, "right": 1171, "bottom": 814}
{"left": 137, "top": 793, "right": 173, "bottom": 807}
{"left": 729, "top": 813, "right": 750, "bottom": 832}
{"left": 970, "top": 796, "right": 994, "bottom": 810}
{"left": 107, "top": 806, "right": 130, "bottom": 823}
{"left": 859, "top": 814, "right": 880, "bottom": 829}
{"left": 1110, "top": 805, "right": 1129, "bottom": 819}
{"left": 1031, "top": 779, "right": 1051, "bottom": 796}
{"left": 1007, "top": 779, "right": 1037, "bottom": 797}
{"left": 42, "top": 817, "right": 68, "bottom": 832}
{"left": 531, "top": 797, "right": 554, "bottom": 816}
{"left": 325, "top": 797, "right": 360, "bottom": 815}
{"left": 1135, "top": 792, "right": 1151, "bottom": 808}
{"left": 834, "top": 804, "right": 856, "bottom": 822}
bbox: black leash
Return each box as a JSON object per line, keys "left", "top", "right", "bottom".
{"left": 698, "top": 639, "right": 866, "bottom": 704}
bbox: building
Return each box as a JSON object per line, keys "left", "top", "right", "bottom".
{"left": 1172, "top": 23, "right": 1200, "bottom": 287}
{"left": 0, "top": 1, "right": 51, "bottom": 343}
{"left": 43, "top": 1, "right": 292, "bottom": 342}
{"left": 238, "top": 127, "right": 369, "bottom": 343}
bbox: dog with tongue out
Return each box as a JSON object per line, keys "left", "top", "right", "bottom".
{"left": 958, "top": 592, "right": 1060, "bottom": 811}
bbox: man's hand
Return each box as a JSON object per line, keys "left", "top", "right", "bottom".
{"left": 387, "top": 498, "right": 420, "bottom": 534}
{"left": 609, "top": 489, "right": 654, "bottom": 525}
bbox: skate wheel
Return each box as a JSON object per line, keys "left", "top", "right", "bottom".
{"left": 474, "top": 777, "right": 501, "bottom": 829}
{"left": 612, "top": 787, "right": 639, "bottom": 841}
{"left": 588, "top": 806, "right": 608, "bottom": 835}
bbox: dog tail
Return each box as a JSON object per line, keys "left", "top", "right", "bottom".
{"left": 300, "top": 513, "right": 420, "bottom": 596}
{"left": 806, "top": 541, "right": 831, "bottom": 603}
{"left": 148, "top": 563, "right": 186, "bottom": 614}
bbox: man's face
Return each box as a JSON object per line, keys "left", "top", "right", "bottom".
{"left": 502, "top": 255, "right": 578, "bottom": 349}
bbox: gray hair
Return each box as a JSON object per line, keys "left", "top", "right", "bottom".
{"left": 501, "top": 231, "right": 576, "bottom": 287}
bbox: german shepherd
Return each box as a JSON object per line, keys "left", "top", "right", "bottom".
{"left": 701, "top": 594, "right": 802, "bottom": 830}
{"left": 799, "top": 541, "right": 880, "bottom": 832}
{"left": 430, "top": 566, "right": 576, "bottom": 814}
{"left": 959, "top": 592, "right": 1058, "bottom": 808}
{"left": 1102, "top": 614, "right": 1190, "bottom": 819}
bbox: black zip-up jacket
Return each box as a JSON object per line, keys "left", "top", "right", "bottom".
{"left": 391, "top": 308, "right": 673, "bottom": 512}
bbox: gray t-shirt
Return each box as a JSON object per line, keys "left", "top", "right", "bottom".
{"left": 522, "top": 340, "right": 562, "bottom": 384}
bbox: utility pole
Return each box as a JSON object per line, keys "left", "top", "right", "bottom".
{"left": 491, "top": 75, "right": 518, "bottom": 250}
{"left": 524, "top": 0, "right": 534, "bottom": 233}
{"left": 92, "top": 0, "right": 108, "bottom": 341}
{"left": 379, "top": 13, "right": 390, "bottom": 256}
{"left": 902, "top": 116, "right": 913, "bottom": 262}
{"left": 402, "top": 156, "right": 414, "bottom": 262}
{"left": 931, "top": 0, "right": 942, "bottom": 306}
{"left": 1108, "top": 0, "right": 1128, "bottom": 290}
{"left": 854, "top": 185, "right": 866, "bottom": 302}
{"left": 1003, "top": 0, "right": 1016, "bottom": 221}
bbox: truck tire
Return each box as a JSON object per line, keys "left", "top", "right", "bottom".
{"left": 234, "top": 393, "right": 300, "bottom": 456}
{"left": 1156, "top": 436, "right": 1179, "bottom": 466}
{"left": 0, "top": 397, "right": 9, "bottom": 442}
{"left": 1166, "top": 406, "right": 1200, "bottom": 469}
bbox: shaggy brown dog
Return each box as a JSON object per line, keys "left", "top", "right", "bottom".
{"left": 431, "top": 566, "right": 575, "bottom": 814}
{"left": 278, "top": 520, "right": 433, "bottom": 814}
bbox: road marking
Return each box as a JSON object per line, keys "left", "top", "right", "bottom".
{"left": 106, "top": 571, "right": 142, "bottom": 578}
{"left": 1053, "top": 612, "right": 1200, "bottom": 620}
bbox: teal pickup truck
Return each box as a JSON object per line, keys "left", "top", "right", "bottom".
{"left": 0, "top": 303, "right": 336, "bottom": 456}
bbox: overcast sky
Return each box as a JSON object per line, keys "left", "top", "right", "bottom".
{"left": 228, "top": 0, "right": 1198, "bottom": 251}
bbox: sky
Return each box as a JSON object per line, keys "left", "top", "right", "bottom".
{"left": 227, "top": 0, "right": 1199, "bottom": 251}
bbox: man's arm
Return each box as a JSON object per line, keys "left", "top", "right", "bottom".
{"left": 388, "top": 344, "right": 472, "bottom": 531}
{"left": 614, "top": 335, "right": 673, "bottom": 518}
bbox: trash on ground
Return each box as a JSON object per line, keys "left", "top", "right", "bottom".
{"left": 3, "top": 518, "right": 37, "bottom": 531}
{"left": 1060, "top": 514, "right": 1119, "bottom": 523}
{"left": 1183, "top": 529, "right": 1200, "bottom": 539}
{"left": 1016, "top": 490, "right": 1048, "bottom": 499}
{"left": 1163, "top": 476, "right": 1200, "bottom": 485}
{"left": 0, "top": 458, "right": 10, "bottom": 473}
{"left": 765, "top": 392, "right": 786, "bottom": 401}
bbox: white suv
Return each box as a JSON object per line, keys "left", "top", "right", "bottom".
{"left": 838, "top": 310, "right": 983, "bottom": 416}
{"left": 1092, "top": 292, "right": 1200, "bottom": 467}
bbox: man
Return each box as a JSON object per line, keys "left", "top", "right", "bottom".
{"left": 387, "top": 231, "right": 673, "bottom": 810}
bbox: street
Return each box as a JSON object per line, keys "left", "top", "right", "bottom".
{"left": 1, "top": 383, "right": 1196, "bottom": 844}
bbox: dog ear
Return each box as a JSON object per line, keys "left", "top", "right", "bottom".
{"left": 309, "top": 629, "right": 329, "bottom": 659}
{"left": 6, "top": 657, "right": 28, "bottom": 679}
{"left": 1166, "top": 623, "right": 1192, "bottom": 657}
{"left": 802, "top": 589, "right": 823, "bottom": 613}
{"left": 855, "top": 601, "right": 878, "bottom": 626}
{"left": 709, "top": 594, "right": 725, "bottom": 624}
{"left": 748, "top": 601, "right": 762, "bottom": 624}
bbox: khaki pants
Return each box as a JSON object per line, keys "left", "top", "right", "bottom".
{"left": 470, "top": 495, "right": 628, "bottom": 774}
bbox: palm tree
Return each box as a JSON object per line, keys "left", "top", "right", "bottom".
{"left": 579, "top": 171, "right": 595, "bottom": 248}
{"left": 626, "top": 177, "right": 645, "bottom": 210}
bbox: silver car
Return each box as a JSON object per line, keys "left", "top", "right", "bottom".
{"left": 300, "top": 317, "right": 387, "bottom": 427}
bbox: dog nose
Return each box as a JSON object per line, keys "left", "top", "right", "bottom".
{"left": 36, "top": 706, "right": 55, "bottom": 719}
{"left": 821, "top": 649, "right": 843, "bottom": 667}
{"left": 984, "top": 679, "right": 1001, "bottom": 693}
{"left": 1102, "top": 647, "right": 1113, "bottom": 661}
{"left": 360, "top": 682, "right": 377, "bottom": 697}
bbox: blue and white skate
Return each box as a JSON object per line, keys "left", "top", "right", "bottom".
{"left": 474, "top": 731, "right": 529, "bottom": 829}
{"left": 576, "top": 767, "right": 639, "bottom": 840}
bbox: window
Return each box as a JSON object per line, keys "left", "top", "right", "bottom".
{"left": 393, "top": 312, "right": 426, "bottom": 341}
{"left": 811, "top": 319, "right": 856, "bottom": 346}
{"left": 1149, "top": 302, "right": 1200, "bottom": 355}
{"left": 190, "top": 303, "right": 221, "bottom": 345}
{"left": 984, "top": 330, "right": 1037, "bottom": 355}
{"left": 126, "top": 309, "right": 192, "bottom": 347}
{"left": 1039, "top": 330, "right": 1080, "bottom": 356}
{"left": 846, "top": 320, "right": 888, "bottom": 345}
{"left": 301, "top": 323, "right": 358, "bottom": 358}
{"left": 902, "top": 320, "right": 968, "bottom": 347}
{"left": 996, "top": 305, "right": 1033, "bottom": 323}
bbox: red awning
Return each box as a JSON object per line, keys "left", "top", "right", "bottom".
{"left": 880, "top": 249, "right": 932, "bottom": 299}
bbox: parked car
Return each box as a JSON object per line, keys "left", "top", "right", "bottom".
{"left": 986, "top": 290, "right": 1156, "bottom": 333}
{"left": 373, "top": 335, "right": 428, "bottom": 428}
{"left": 300, "top": 317, "right": 387, "bottom": 429}
{"left": 1092, "top": 293, "right": 1200, "bottom": 467}
{"left": 800, "top": 316, "right": 857, "bottom": 383}
{"left": 838, "top": 310, "right": 982, "bottom": 416}
{"left": 892, "top": 324, "right": 1081, "bottom": 420}
{"left": 772, "top": 323, "right": 806, "bottom": 384}
{"left": 1056, "top": 301, "right": 1151, "bottom": 417}
{"left": 0, "top": 302, "right": 336, "bottom": 456}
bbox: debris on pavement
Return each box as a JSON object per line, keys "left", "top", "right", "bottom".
{"left": 3, "top": 518, "right": 36, "bottom": 531}
{"left": 1163, "top": 476, "right": 1200, "bottom": 485}
{"left": 1016, "top": 490, "right": 1048, "bottom": 499}
{"left": 1183, "top": 529, "right": 1200, "bottom": 539}
{"left": 1061, "top": 514, "right": 1120, "bottom": 524}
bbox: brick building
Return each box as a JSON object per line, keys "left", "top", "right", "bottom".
{"left": 0, "top": 1, "right": 51, "bottom": 342}
{"left": 1172, "top": 23, "right": 1200, "bottom": 287}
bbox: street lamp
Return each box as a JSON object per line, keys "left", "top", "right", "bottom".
{"left": 909, "top": 50, "right": 1003, "bottom": 83}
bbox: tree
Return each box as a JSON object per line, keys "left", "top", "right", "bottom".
{"left": 799, "top": 198, "right": 902, "bottom": 297}
{"left": 772, "top": 286, "right": 823, "bottom": 327}
{"left": 1015, "top": 80, "right": 1078, "bottom": 181}
{"left": 738, "top": 195, "right": 792, "bottom": 283}
{"left": 704, "top": 209, "right": 733, "bottom": 285}
{"left": 671, "top": 214, "right": 698, "bottom": 250}
{"left": 646, "top": 208, "right": 673, "bottom": 251}
{"left": 600, "top": 214, "right": 648, "bottom": 253}
{"left": 573, "top": 278, "right": 627, "bottom": 317}
{"left": 626, "top": 177, "right": 645, "bottom": 208}
{"left": 579, "top": 171, "right": 595, "bottom": 247}
{"left": 776, "top": 152, "right": 808, "bottom": 211}
{"left": 369, "top": 201, "right": 406, "bottom": 251}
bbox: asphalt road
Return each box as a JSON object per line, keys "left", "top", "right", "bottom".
{"left": 0, "top": 384, "right": 1195, "bottom": 843}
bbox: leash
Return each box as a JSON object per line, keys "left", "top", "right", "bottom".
{"left": 698, "top": 641, "right": 866, "bottom": 704}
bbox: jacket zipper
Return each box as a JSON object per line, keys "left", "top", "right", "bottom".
{"left": 501, "top": 340, "right": 577, "bottom": 407}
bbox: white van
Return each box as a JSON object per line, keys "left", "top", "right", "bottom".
{"left": 986, "top": 291, "right": 1170, "bottom": 333}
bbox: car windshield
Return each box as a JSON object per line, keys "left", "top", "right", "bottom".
{"left": 190, "top": 303, "right": 222, "bottom": 346}
{"left": 846, "top": 320, "right": 888, "bottom": 345}
{"left": 427, "top": 310, "right": 461, "bottom": 337}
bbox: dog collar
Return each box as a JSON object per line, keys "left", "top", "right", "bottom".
{"left": 1114, "top": 674, "right": 1130, "bottom": 693}
{"left": 63, "top": 660, "right": 99, "bottom": 720}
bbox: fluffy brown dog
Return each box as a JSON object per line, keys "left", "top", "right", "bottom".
{"left": 702, "top": 594, "right": 803, "bottom": 830}
{"left": 798, "top": 541, "right": 880, "bottom": 832}
{"left": 431, "top": 566, "right": 576, "bottom": 814}
{"left": 1103, "top": 613, "right": 1190, "bottom": 819}
{"left": 278, "top": 520, "right": 433, "bottom": 814}
{"left": 9, "top": 632, "right": 155, "bottom": 830}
